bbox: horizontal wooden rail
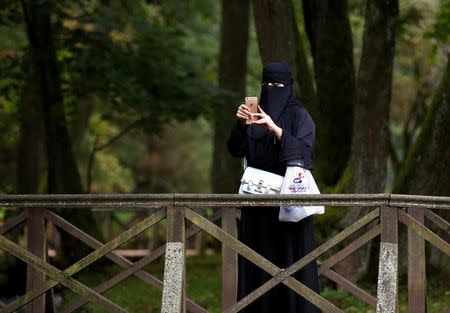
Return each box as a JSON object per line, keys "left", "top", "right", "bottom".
{"left": 0, "top": 194, "right": 448, "bottom": 313}
{"left": 1, "top": 193, "right": 450, "bottom": 209}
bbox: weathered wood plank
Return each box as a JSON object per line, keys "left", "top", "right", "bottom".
{"left": 26, "top": 208, "right": 46, "bottom": 313}
{"left": 0, "top": 235, "right": 126, "bottom": 313}
{"left": 1, "top": 209, "right": 166, "bottom": 313}
{"left": 322, "top": 268, "right": 377, "bottom": 307}
{"left": 161, "top": 207, "right": 186, "bottom": 313}
{"left": 225, "top": 208, "right": 380, "bottom": 313}
{"left": 377, "top": 206, "right": 398, "bottom": 313}
{"left": 45, "top": 210, "right": 207, "bottom": 313}
{"left": 407, "top": 208, "right": 426, "bottom": 313}
{"left": 0, "top": 194, "right": 174, "bottom": 208}
{"left": 389, "top": 194, "right": 450, "bottom": 210}
{"left": 380, "top": 206, "right": 398, "bottom": 244}
{"left": 1, "top": 193, "right": 449, "bottom": 209}
{"left": 221, "top": 208, "right": 237, "bottom": 311}
{"left": 175, "top": 193, "right": 390, "bottom": 208}
{"left": 398, "top": 209, "right": 450, "bottom": 256}
{"left": 425, "top": 209, "right": 450, "bottom": 235}
{"left": 318, "top": 224, "right": 381, "bottom": 275}
{"left": 0, "top": 211, "right": 27, "bottom": 235}
{"left": 184, "top": 208, "right": 344, "bottom": 313}
{"left": 167, "top": 207, "right": 185, "bottom": 243}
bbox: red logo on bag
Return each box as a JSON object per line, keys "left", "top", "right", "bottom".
{"left": 293, "top": 172, "right": 304, "bottom": 184}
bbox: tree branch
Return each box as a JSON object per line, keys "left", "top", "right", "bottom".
{"left": 86, "top": 115, "right": 147, "bottom": 192}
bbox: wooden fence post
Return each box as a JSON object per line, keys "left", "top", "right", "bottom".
{"left": 377, "top": 206, "right": 399, "bottom": 313}
{"left": 221, "top": 208, "right": 237, "bottom": 311}
{"left": 26, "top": 208, "right": 46, "bottom": 313}
{"left": 408, "top": 207, "right": 426, "bottom": 313}
{"left": 161, "top": 207, "right": 186, "bottom": 313}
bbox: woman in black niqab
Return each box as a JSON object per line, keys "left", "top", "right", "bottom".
{"left": 227, "top": 62, "right": 321, "bottom": 313}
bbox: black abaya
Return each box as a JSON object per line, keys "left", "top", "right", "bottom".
{"left": 227, "top": 62, "right": 321, "bottom": 313}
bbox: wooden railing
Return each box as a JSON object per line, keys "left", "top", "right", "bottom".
{"left": 0, "top": 194, "right": 449, "bottom": 313}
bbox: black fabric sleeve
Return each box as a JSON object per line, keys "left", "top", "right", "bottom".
{"left": 279, "top": 113, "right": 315, "bottom": 169}
{"left": 226, "top": 120, "right": 248, "bottom": 157}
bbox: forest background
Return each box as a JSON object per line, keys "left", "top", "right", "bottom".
{"left": 0, "top": 0, "right": 449, "bottom": 311}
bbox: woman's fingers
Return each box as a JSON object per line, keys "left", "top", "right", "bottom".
{"left": 238, "top": 111, "right": 252, "bottom": 119}
{"left": 238, "top": 104, "right": 250, "bottom": 113}
{"left": 236, "top": 106, "right": 252, "bottom": 122}
{"left": 252, "top": 113, "right": 267, "bottom": 118}
{"left": 237, "top": 112, "right": 250, "bottom": 120}
{"left": 240, "top": 105, "right": 251, "bottom": 114}
{"left": 237, "top": 105, "right": 252, "bottom": 119}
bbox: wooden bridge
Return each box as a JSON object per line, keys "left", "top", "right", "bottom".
{"left": 0, "top": 194, "right": 449, "bottom": 313}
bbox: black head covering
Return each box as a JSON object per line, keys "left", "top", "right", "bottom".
{"left": 260, "top": 62, "right": 294, "bottom": 121}
{"left": 249, "top": 62, "right": 294, "bottom": 139}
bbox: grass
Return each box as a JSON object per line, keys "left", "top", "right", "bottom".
{"left": 59, "top": 254, "right": 222, "bottom": 313}
{"left": 321, "top": 286, "right": 450, "bottom": 313}
{"left": 59, "top": 254, "right": 450, "bottom": 313}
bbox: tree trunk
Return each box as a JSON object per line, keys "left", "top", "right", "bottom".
{"left": 335, "top": 0, "right": 399, "bottom": 282}
{"left": 71, "top": 94, "right": 96, "bottom": 159}
{"left": 293, "top": 7, "right": 316, "bottom": 108}
{"left": 252, "top": 0, "right": 315, "bottom": 107}
{"left": 212, "top": 0, "right": 250, "bottom": 193}
{"left": 17, "top": 60, "right": 45, "bottom": 195}
{"left": 0, "top": 54, "right": 46, "bottom": 298}
{"left": 394, "top": 55, "right": 450, "bottom": 196}
{"left": 301, "top": 0, "right": 355, "bottom": 186}
{"left": 394, "top": 54, "right": 450, "bottom": 279}
{"left": 21, "top": 0, "right": 101, "bottom": 266}
{"left": 21, "top": 0, "right": 82, "bottom": 193}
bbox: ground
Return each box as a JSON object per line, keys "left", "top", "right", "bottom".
{"left": 59, "top": 254, "right": 450, "bottom": 313}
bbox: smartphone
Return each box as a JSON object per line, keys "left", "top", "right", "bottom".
{"left": 245, "top": 96, "right": 258, "bottom": 124}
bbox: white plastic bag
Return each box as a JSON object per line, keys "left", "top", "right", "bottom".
{"left": 279, "top": 166, "right": 325, "bottom": 222}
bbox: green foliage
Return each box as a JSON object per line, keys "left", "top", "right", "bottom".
{"left": 155, "top": 0, "right": 221, "bottom": 99}
{"left": 54, "top": 0, "right": 218, "bottom": 131}
{"left": 429, "top": 0, "right": 450, "bottom": 44}
{"left": 0, "top": 25, "right": 26, "bottom": 51}
{"left": 0, "top": 0, "right": 220, "bottom": 194}
{"left": 136, "top": 117, "right": 213, "bottom": 193}
{"left": 397, "top": 5, "right": 423, "bottom": 43}
{"left": 0, "top": 51, "right": 21, "bottom": 193}
{"left": 0, "top": 0, "right": 23, "bottom": 25}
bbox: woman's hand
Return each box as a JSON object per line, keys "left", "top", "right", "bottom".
{"left": 252, "top": 105, "right": 283, "bottom": 140}
{"left": 236, "top": 104, "right": 253, "bottom": 124}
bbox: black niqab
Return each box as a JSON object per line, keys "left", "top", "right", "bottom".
{"left": 249, "top": 62, "right": 294, "bottom": 139}
{"left": 260, "top": 62, "right": 294, "bottom": 121}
